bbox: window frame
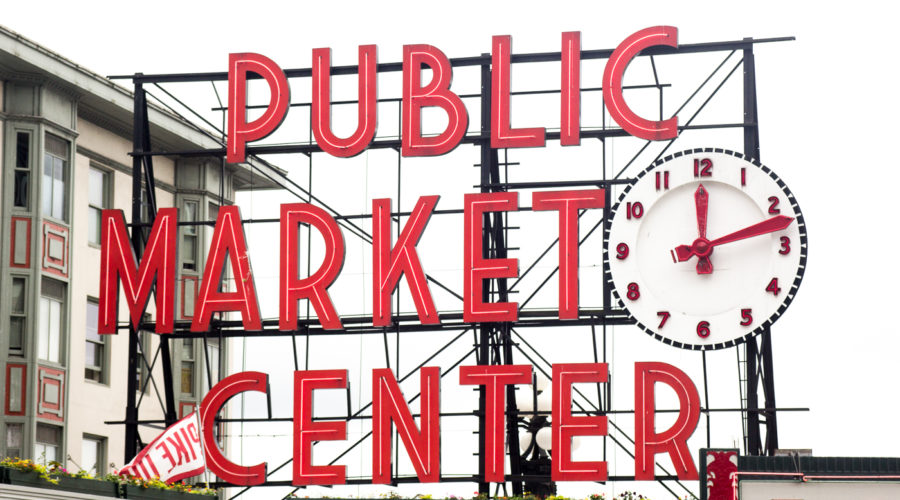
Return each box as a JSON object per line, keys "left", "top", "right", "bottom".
{"left": 41, "top": 133, "right": 70, "bottom": 222}
{"left": 87, "top": 165, "right": 112, "bottom": 246}
{"left": 81, "top": 434, "right": 106, "bottom": 475}
{"left": 85, "top": 298, "right": 107, "bottom": 384}
{"left": 38, "top": 277, "right": 66, "bottom": 365}
{"left": 9, "top": 275, "right": 28, "bottom": 357}
{"left": 34, "top": 423, "right": 62, "bottom": 465}
{"left": 181, "top": 199, "right": 199, "bottom": 272}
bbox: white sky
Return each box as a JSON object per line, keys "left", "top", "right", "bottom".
{"left": 5, "top": 1, "right": 900, "bottom": 499}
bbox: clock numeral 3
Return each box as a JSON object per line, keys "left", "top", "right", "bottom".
{"left": 766, "top": 277, "right": 781, "bottom": 295}
{"left": 615, "top": 242, "right": 629, "bottom": 260}
{"left": 626, "top": 201, "right": 643, "bottom": 219}
{"left": 778, "top": 236, "right": 790, "bottom": 255}
{"left": 626, "top": 282, "right": 640, "bottom": 301}
{"left": 740, "top": 308, "right": 753, "bottom": 326}
{"left": 655, "top": 171, "right": 670, "bottom": 190}
{"left": 697, "top": 321, "right": 711, "bottom": 338}
{"left": 693, "top": 158, "right": 713, "bottom": 177}
{"left": 768, "top": 196, "right": 781, "bottom": 214}
{"left": 657, "top": 311, "right": 670, "bottom": 328}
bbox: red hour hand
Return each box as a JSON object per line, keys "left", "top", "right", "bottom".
{"left": 672, "top": 215, "right": 795, "bottom": 263}
{"left": 694, "top": 184, "right": 711, "bottom": 273}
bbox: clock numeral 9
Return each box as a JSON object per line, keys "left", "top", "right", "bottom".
{"left": 626, "top": 282, "right": 640, "bottom": 301}
{"left": 696, "top": 321, "right": 711, "bottom": 338}
{"left": 778, "top": 236, "right": 790, "bottom": 255}
{"left": 766, "top": 277, "right": 781, "bottom": 295}
{"left": 657, "top": 311, "right": 670, "bottom": 328}
{"left": 626, "top": 201, "right": 643, "bottom": 220}
{"left": 768, "top": 196, "right": 781, "bottom": 214}
{"left": 693, "top": 158, "right": 712, "bottom": 177}
{"left": 740, "top": 308, "right": 753, "bottom": 326}
{"left": 615, "top": 242, "right": 629, "bottom": 260}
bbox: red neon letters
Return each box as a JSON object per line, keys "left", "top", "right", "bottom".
{"left": 99, "top": 208, "right": 177, "bottom": 334}
{"left": 634, "top": 362, "right": 701, "bottom": 480}
{"left": 293, "top": 370, "right": 348, "bottom": 485}
{"left": 279, "top": 203, "right": 345, "bottom": 330}
{"left": 459, "top": 365, "right": 532, "bottom": 482}
{"left": 551, "top": 363, "right": 608, "bottom": 481}
{"left": 372, "top": 196, "right": 440, "bottom": 326}
{"left": 603, "top": 26, "right": 679, "bottom": 141}
{"left": 464, "top": 193, "right": 519, "bottom": 323}
{"left": 192, "top": 206, "right": 262, "bottom": 332}
{"left": 402, "top": 45, "right": 469, "bottom": 157}
{"left": 532, "top": 190, "right": 605, "bottom": 319}
{"left": 227, "top": 53, "right": 290, "bottom": 163}
{"left": 226, "top": 28, "right": 681, "bottom": 159}
{"left": 312, "top": 46, "right": 378, "bottom": 157}
{"left": 198, "top": 364, "right": 699, "bottom": 486}
{"left": 372, "top": 367, "right": 441, "bottom": 483}
{"left": 199, "top": 371, "right": 269, "bottom": 485}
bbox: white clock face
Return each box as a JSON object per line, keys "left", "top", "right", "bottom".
{"left": 604, "top": 149, "right": 807, "bottom": 350}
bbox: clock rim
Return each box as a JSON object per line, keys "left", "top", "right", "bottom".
{"left": 602, "top": 147, "right": 809, "bottom": 351}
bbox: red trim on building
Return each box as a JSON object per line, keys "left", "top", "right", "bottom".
{"left": 10, "top": 216, "right": 32, "bottom": 268}
{"left": 4, "top": 363, "right": 27, "bottom": 416}
{"left": 37, "top": 365, "right": 65, "bottom": 422}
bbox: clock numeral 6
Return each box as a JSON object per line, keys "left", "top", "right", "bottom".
{"left": 626, "top": 201, "right": 643, "bottom": 219}
{"left": 768, "top": 196, "right": 781, "bottom": 214}
{"left": 693, "top": 158, "right": 713, "bottom": 177}
{"left": 626, "top": 282, "right": 640, "bottom": 301}
{"left": 740, "top": 308, "right": 753, "bottom": 326}
{"left": 697, "top": 321, "right": 711, "bottom": 338}
{"left": 778, "top": 236, "right": 790, "bottom": 255}
{"left": 657, "top": 311, "right": 670, "bottom": 328}
{"left": 766, "top": 277, "right": 781, "bottom": 295}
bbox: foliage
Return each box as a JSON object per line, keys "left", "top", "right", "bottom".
{"left": 0, "top": 457, "right": 216, "bottom": 496}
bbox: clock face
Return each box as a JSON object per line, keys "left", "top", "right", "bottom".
{"left": 604, "top": 148, "right": 807, "bottom": 350}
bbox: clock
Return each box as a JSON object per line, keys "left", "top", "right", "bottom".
{"left": 604, "top": 148, "right": 807, "bottom": 350}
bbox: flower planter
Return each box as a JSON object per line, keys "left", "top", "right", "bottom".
{"left": 121, "top": 483, "right": 209, "bottom": 499}
{"left": 1, "top": 466, "right": 120, "bottom": 497}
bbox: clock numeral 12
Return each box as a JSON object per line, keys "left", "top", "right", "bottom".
{"left": 655, "top": 171, "right": 670, "bottom": 190}
{"left": 693, "top": 158, "right": 712, "bottom": 177}
{"left": 626, "top": 201, "right": 643, "bottom": 219}
{"left": 740, "top": 308, "right": 753, "bottom": 326}
{"left": 741, "top": 167, "right": 747, "bottom": 186}
{"left": 626, "top": 282, "right": 640, "bottom": 300}
{"left": 657, "top": 311, "right": 670, "bottom": 328}
{"left": 697, "top": 321, "right": 710, "bottom": 338}
{"left": 766, "top": 277, "right": 781, "bottom": 296}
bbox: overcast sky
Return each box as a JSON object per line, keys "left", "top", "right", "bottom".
{"left": 5, "top": 2, "right": 899, "bottom": 499}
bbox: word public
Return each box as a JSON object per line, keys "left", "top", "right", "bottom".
{"left": 226, "top": 26, "right": 679, "bottom": 163}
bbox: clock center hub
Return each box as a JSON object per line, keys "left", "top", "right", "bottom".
{"left": 692, "top": 238, "right": 713, "bottom": 258}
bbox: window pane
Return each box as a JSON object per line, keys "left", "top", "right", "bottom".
{"left": 12, "top": 278, "right": 26, "bottom": 313}
{"left": 42, "top": 157, "right": 53, "bottom": 217}
{"left": 183, "top": 338, "right": 194, "bottom": 359}
{"left": 82, "top": 438, "right": 100, "bottom": 475}
{"left": 181, "top": 361, "right": 194, "bottom": 395}
{"left": 89, "top": 207, "right": 101, "bottom": 244}
{"left": 85, "top": 342, "right": 99, "bottom": 367}
{"left": 53, "top": 162, "right": 65, "bottom": 219}
{"left": 14, "top": 171, "right": 29, "bottom": 208}
{"left": 89, "top": 168, "right": 105, "bottom": 207}
{"left": 49, "top": 300, "right": 60, "bottom": 363}
{"left": 86, "top": 302, "right": 99, "bottom": 342}
{"left": 6, "top": 423, "right": 23, "bottom": 458}
{"left": 45, "top": 134, "right": 68, "bottom": 158}
{"left": 16, "top": 132, "right": 29, "bottom": 168}
{"left": 38, "top": 298, "right": 50, "bottom": 360}
{"left": 10, "top": 318, "right": 24, "bottom": 352}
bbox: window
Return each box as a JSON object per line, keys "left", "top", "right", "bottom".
{"left": 81, "top": 436, "right": 105, "bottom": 475}
{"left": 42, "top": 133, "right": 69, "bottom": 221}
{"left": 6, "top": 423, "right": 23, "bottom": 458}
{"left": 182, "top": 201, "right": 198, "bottom": 271}
{"left": 85, "top": 299, "right": 106, "bottom": 383}
{"left": 38, "top": 277, "right": 66, "bottom": 364}
{"left": 10, "top": 277, "right": 27, "bottom": 356}
{"left": 181, "top": 338, "right": 195, "bottom": 397}
{"left": 34, "top": 424, "right": 61, "bottom": 465}
{"left": 14, "top": 132, "right": 30, "bottom": 209}
{"left": 88, "top": 167, "right": 110, "bottom": 245}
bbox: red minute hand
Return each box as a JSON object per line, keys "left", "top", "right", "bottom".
{"left": 694, "top": 184, "right": 712, "bottom": 273}
{"left": 672, "top": 215, "right": 794, "bottom": 262}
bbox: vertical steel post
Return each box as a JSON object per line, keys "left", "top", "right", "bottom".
{"left": 476, "top": 55, "right": 492, "bottom": 497}
{"left": 742, "top": 39, "right": 778, "bottom": 456}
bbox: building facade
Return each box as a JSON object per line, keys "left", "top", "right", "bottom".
{"left": 0, "top": 25, "right": 279, "bottom": 476}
